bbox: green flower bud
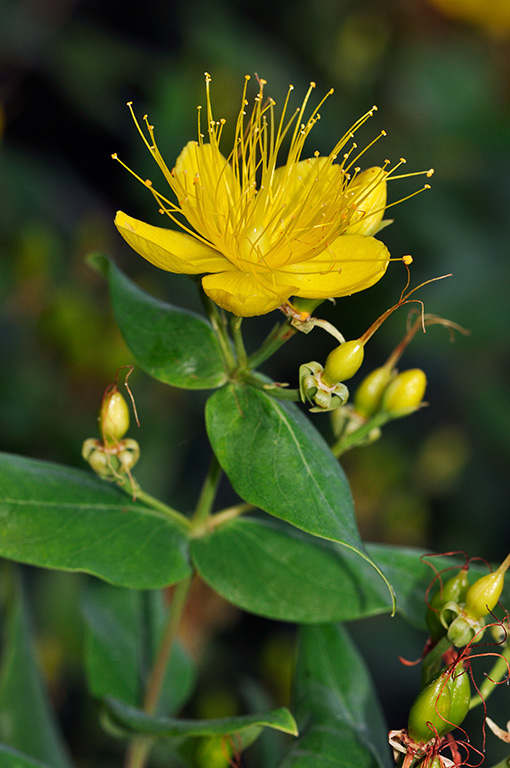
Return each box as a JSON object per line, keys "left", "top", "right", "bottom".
{"left": 464, "top": 554, "right": 510, "bottom": 620}
{"left": 322, "top": 340, "right": 364, "bottom": 386}
{"left": 100, "top": 389, "right": 130, "bottom": 443}
{"left": 353, "top": 365, "right": 394, "bottom": 418}
{"left": 408, "top": 666, "right": 470, "bottom": 745}
{"left": 426, "top": 568, "right": 470, "bottom": 641}
{"left": 382, "top": 368, "right": 427, "bottom": 414}
{"left": 446, "top": 667, "right": 470, "bottom": 732}
{"left": 408, "top": 671, "right": 452, "bottom": 743}
{"left": 344, "top": 167, "right": 387, "bottom": 236}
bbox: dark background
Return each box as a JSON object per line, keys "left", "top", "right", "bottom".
{"left": 1, "top": 0, "right": 509, "bottom": 765}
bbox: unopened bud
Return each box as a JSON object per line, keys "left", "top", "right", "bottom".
{"left": 382, "top": 368, "right": 427, "bottom": 414}
{"left": 353, "top": 365, "right": 394, "bottom": 418}
{"left": 100, "top": 389, "right": 130, "bottom": 443}
{"left": 464, "top": 554, "right": 510, "bottom": 620}
{"left": 322, "top": 340, "right": 364, "bottom": 386}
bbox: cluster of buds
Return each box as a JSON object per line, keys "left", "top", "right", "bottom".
{"left": 82, "top": 374, "right": 140, "bottom": 485}
{"left": 390, "top": 553, "right": 510, "bottom": 768}
{"left": 426, "top": 554, "right": 510, "bottom": 648}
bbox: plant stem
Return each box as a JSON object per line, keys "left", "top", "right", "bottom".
{"left": 230, "top": 316, "right": 248, "bottom": 368}
{"left": 123, "top": 574, "right": 193, "bottom": 768}
{"left": 121, "top": 481, "right": 191, "bottom": 530}
{"left": 201, "top": 290, "right": 237, "bottom": 371}
{"left": 331, "top": 412, "right": 389, "bottom": 457}
{"left": 205, "top": 502, "right": 254, "bottom": 533}
{"left": 468, "top": 640, "right": 510, "bottom": 710}
{"left": 123, "top": 457, "right": 222, "bottom": 768}
{"left": 243, "top": 373, "right": 301, "bottom": 402}
{"left": 247, "top": 320, "right": 296, "bottom": 370}
{"left": 191, "top": 453, "right": 223, "bottom": 530}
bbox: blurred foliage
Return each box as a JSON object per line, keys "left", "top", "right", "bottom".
{"left": 1, "top": 0, "right": 509, "bottom": 765}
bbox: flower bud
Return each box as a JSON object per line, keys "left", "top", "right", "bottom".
{"left": 464, "top": 554, "right": 510, "bottom": 620}
{"left": 322, "top": 340, "right": 364, "bottom": 386}
{"left": 382, "top": 369, "right": 427, "bottom": 414}
{"left": 446, "top": 667, "right": 470, "bottom": 732}
{"left": 100, "top": 389, "right": 130, "bottom": 443}
{"left": 353, "top": 365, "right": 394, "bottom": 418}
{"left": 407, "top": 671, "right": 452, "bottom": 743}
{"left": 345, "top": 167, "right": 387, "bottom": 236}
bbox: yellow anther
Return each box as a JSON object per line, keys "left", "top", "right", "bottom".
{"left": 403, "top": 255, "right": 413, "bottom": 265}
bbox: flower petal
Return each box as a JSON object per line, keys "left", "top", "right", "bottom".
{"left": 202, "top": 271, "right": 292, "bottom": 317}
{"left": 343, "top": 167, "right": 387, "bottom": 236}
{"left": 277, "top": 235, "right": 390, "bottom": 298}
{"left": 173, "top": 141, "right": 240, "bottom": 231}
{"left": 114, "top": 212, "right": 230, "bottom": 274}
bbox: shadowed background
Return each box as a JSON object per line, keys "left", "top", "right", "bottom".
{"left": 1, "top": 0, "right": 509, "bottom": 765}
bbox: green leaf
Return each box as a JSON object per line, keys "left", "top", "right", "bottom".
{"left": 0, "top": 568, "right": 71, "bottom": 768}
{"left": 83, "top": 581, "right": 195, "bottom": 715}
{"left": 0, "top": 452, "right": 191, "bottom": 589}
{"left": 193, "top": 518, "right": 502, "bottom": 627}
{"left": 88, "top": 253, "right": 227, "bottom": 389}
{"left": 206, "top": 385, "right": 392, "bottom": 602}
{"left": 0, "top": 745, "right": 53, "bottom": 768}
{"left": 103, "top": 696, "right": 298, "bottom": 739}
{"left": 206, "top": 385, "right": 358, "bottom": 545}
{"left": 191, "top": 516, "right": 390, "bottom": 623}
{"left": 278, "top": 624, "right": 392, "bottom": 768}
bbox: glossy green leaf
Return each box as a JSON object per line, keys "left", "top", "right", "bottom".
{"left": 103, "top": 696, "right": 298, "bottom": 738}
{"left": 0, "top": 745, "right": 53, "bottom": 768}
{"left": 83, "top": 581, "right": 195, "bottom": 714}
{"left": 0, "top": 453, "right": 191, "bottom": 589}
{"left": 191, "top": 516, "right": 391, "bottom": 623}
{"left": 207, "top": 385, "right": 360, "bottom": 547}
{"left": 0, "top": 568, "right": 71, "bottom": 768}
{"left": 88, "top": 253, "right": 227, "bottom": 389}
{"left": 192, "top": 517, "right": 501, "bottom": 627}
{"left": 278, "top": 624, "right": 391, "bottom": 768}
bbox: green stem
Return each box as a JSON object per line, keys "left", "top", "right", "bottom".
{"left": 331, "top": 412, "right": 389, "bottom": 457}
{"left": 191, "top": 453, "right": 223, "bottom": 531}
{"left": 204, "top": 502, "right": 254, "bottom": 533}
{"left": 123, "top": 457, "right": 222, "bottom": 768}
{"left": 123, "top": 574, "right": 193, "bottom": 768}
{"left": 244, "top": 373, "right": 301, "bottom": 402}
{"left": 230, "top": 316, "right": 248, "bottom": 368}
{"left": 120, "top": 481, "right": 191, "bottom": 530}
{"left": 247, "top": 320, "right": 296, "bottom": 370}
{"left": 468, "top": 641, "right": 510, "bottom": 710}
{"left": 201, "top": 290, "right": 236, "bottom": 371}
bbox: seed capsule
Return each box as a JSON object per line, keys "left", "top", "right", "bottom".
{"left": 464, "top": 554, "right": 510, "bottom": 620}
{"left": 446, "top": 667, "right": 470, "bottom": 731}
{"left": 382, "top": 368, "right": 427, "bottom": 414}
{"left": 408, "top": 672, "right": 452, "bottom": 743}
{"left": 322, "top": 340, "right": 364, "bottom": 386}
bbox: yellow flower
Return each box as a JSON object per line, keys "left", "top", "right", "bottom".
{"left": 114, "top": 75, "right": 427, "bottom": 317}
